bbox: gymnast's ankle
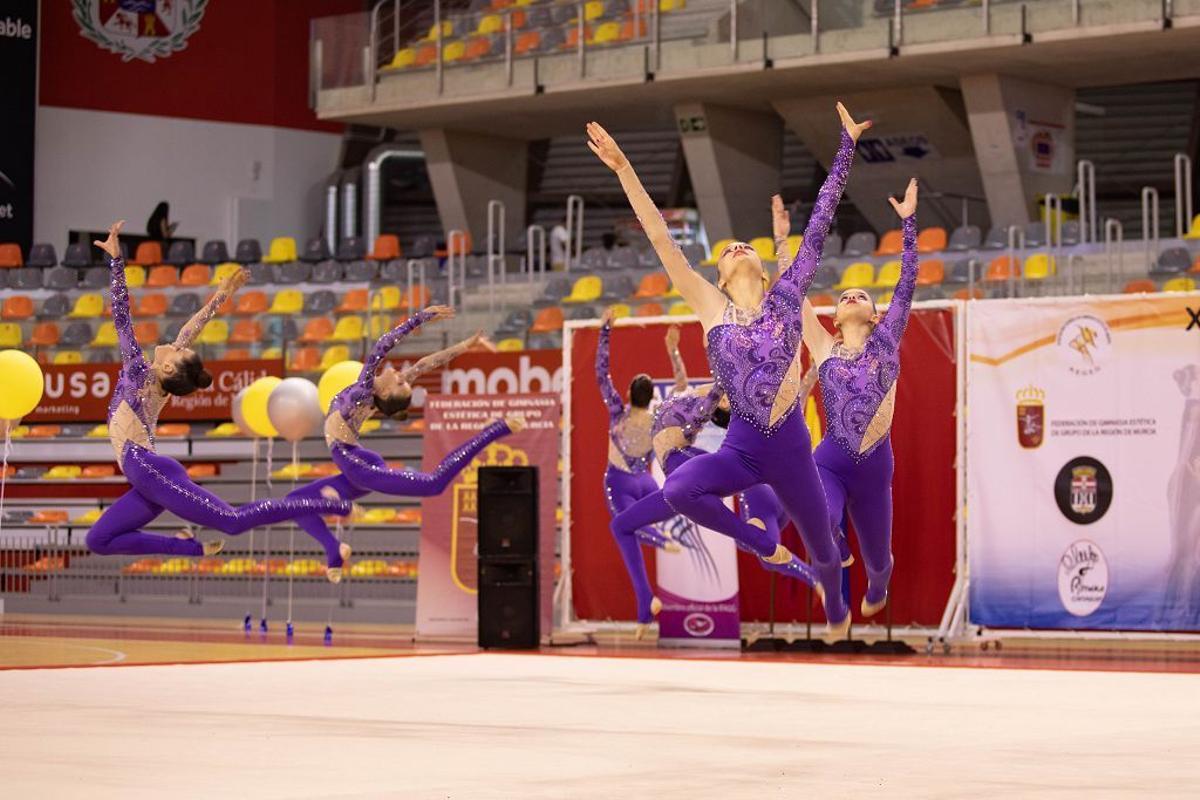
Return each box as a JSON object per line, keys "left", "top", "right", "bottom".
{"left": 762, "top": 543, "right": 792, "bottom": 565}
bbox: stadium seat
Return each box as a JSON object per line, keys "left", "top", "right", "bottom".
{"left": 168, "top": 293, "right": 201, "bottom": 318}
{"left": 601, "top": 275, "right": 635, "bottom": 302}
{"left": 984, "top": 255, "right": 1019, "bottom": 282}
{"left": 0, "top": 323, "right": 21, "bottom": 347}
{"left": 81, "top": 464, "right": 117, "bottom": 480}
{"left": 61, "top": 242, "right": 92, "bottom": 268}
{"left": 368, "top": 234, "right": 401, "bottom": 261}
{"left": 195, "top": 240, "right": 227, "bottom": 265}
{"left": 260, "top": 347, "right": 283, "bottom": 359}
{"left": 267, "top": 289, "right": 304, "bottom": 315}
{"left": 1163, "top": 276, "right": 1197, "bottom": 293}
{"left": 331, "top": 316, "right": 365, "bottom": 342}
{"left": 320, "top": 345, "right": 351, "bottom": 370}
{"left": 917, "top": 227, "right": 947, "bottom": 253}
{"left": 842, "top": 231, "right": 876, "bottom": 257}
{"left": 82, "top": 267, "right": 109, "bottom": 289}
{"left": 145, "top": 265, "right": 177, "bottom": 288}
{"left": 53, "top": 351, "right": 83, "bottom": 365}
{"left": 197, "top": 320, "right": 229, "bottom": 345}
{"left": 421, "top": 20, "right": 453, "bottom": 41}
{"left": 180, "top": 264, "right": 211, "bottom": 286}
{"left": 1192, "top": 255, "right": 1200, "bottom": 274}
{"left": 609, "top": 303, "right": 632, "bottom": 319}
{"left": 289, "top": 347, "right": 321, "bottom": 372}
{"left": 515, "top": 30, "right": 541, "bottom": 54}
{"left": 366, "top": 286, "right": 399, "bottom": 312}
{"left": 90, "top": 322, "right": 119, "bottom": 348}
{"left": 749, "top": 237, "right": 775, "bottom": 261}
{"left": 947, "top": 225, "right": 981, "bottom": 251}
{"left": 233, "top": 290, "right": 268, "bottom": 315}
{"left": 245, "top": 263, "right": 271, "bottom": 285}
{"left": 345, "top": 260, "right": 379, "bottom": 283}
{"left": 704, "top": 238, "right": 735, "bottom": 265}
{"left": 131, "top": 241, "right": 162, "bottom": 266}
{"left": 402, "top": 285, "right": 432, "bottom": 311}
{"left": 497, "top": 337, "right": 524, "bottom": 352}
{"left": 835, "top": 262, "right": 875, "bottom": 290}
{"left": 273, "top": 261, "right": 311, "bottom": 285}
{"left": 874, "top": 260, "right": 902, "bottom": 288}
{"left": 161, "top": 241, "right": 193, "bottom": 267}
{"left": 335, "top": 236, "right": 365, "bottom": 262}
{"left": 876, "top": 229, "right": 903, "bottom": 256}
{"left": 1184, "top": 214, "right": 1200, "bottom": 239}
{"left": 337, "top": 289, "right": 370, "bottom": 313}
{"left": 593, "top": 21, "right": 621, "bottom": 44}
{"left": 667, "top": 301, "right": 693, "bottom": 316}
{"left": 633, "top": 273, "right": 670, "bottom": 299}
{"left": 229, "top": 320, "right": 262, "bottom": 345}
{"left": 235, "top": 239, "right": 263, "bottom": 264}
{"left": 952, "top": 287, "right": 985, "bottom": 300}
{"left": 298, "top": 317, "right": 335, "bottom": 343}
{"left": 124, "top": 265, "right": 146, "bottom": 288}
{"left": 44, "top": 465, "right": 83, "bottom": 480}
{"left": 9, "top": 267, "right": 39, "bottom": 291}
{"left": 0, "top": 243, "right": 23, "bottom": 268}
{"left": 982, "top": 227, "right": 1008, "bottom": 250}
{"left": 43, "top": 267, "right": 77, "bottom": 292}
{"left": 29, "top": 322, "right": 60, "bottom": 347}
{"left": 917, "top": 259, "right": 945, "bottom": 285}
{"left": 1122, "top": 279, "right": 1158, "bottom": 294}
{"left": 2, "top": 295, "right": 34, "bottom": 320}
{"left": 390, "top": 48, "right": 416, "bottom": 69}
{"left": 304, "top": 290, "right": 337, "bottom": 315}
{"left": 530, "top": 307, "right": 564, "bottom": 333}
{"left": 301, "top": 237, "right": 332, "bottom": 263}
{"left": 1152, "top": 247, "right": 1192, "bottom": 276}
{"left": 310, "top": 261, "right": 342, "bottom": 284}
{"left": 413, "top": 43, "right": 438, "bottom": 67}
{"left": 263, "top": 237, "right": 298, "bottom": 264}
{"left": 133, "top": 322, "right": 160, "bottom": 346}
{"left": 810, "top": 293, "right": 835, "bottom": 307}
{"left": 563, "top": 275, "right": 603, "bottom": 303}
{"left": 211, "top": 262, "right": 241, "bottom": 286}
{"left": 635, "top": 302, "right": 665, "bottom": 317}
{"left": 1023, "top": 254, "right": 1056, "bottom": 280}
{"left": 27, "top": 243, "right": 56, "bottom": 268}
{"left": 68, "top": 294, "right": 105, "bottom": 319}
{"left": 1024, "top": 221, "right": 1047, "bottom": 247}
{"left": 878, "top": 290, "right": 894, "bottom": 305}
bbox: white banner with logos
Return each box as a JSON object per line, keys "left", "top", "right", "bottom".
{"left": 967, "top": 293, "right": 1200, "bottom": 630}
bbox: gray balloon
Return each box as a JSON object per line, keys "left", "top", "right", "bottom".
{"left": 231, "top": 387, "right": 255, "bottom": 438}
{"left": 266, "top": 378, "right": 324, "bottom": 443}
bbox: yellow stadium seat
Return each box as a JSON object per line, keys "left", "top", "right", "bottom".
{"left": 260, "top": 346, "right": 283, "bottom": 359}
{"left": 497, "top": 337, "right": 524, "bottom": 352}
{"left": 44, "top": 465, "right": 83, "bottom": 480}
{"left": 390, "top": 48, "right": 416, "bottom": 69}
{"left": 704, "top": 238, "right": 735, "bottom": 265}
{"left": 320, "top": 345, "right": 351, "bottom": 371}
{"left": 268, "top": 290, "right": 304, "bottom": 314}
{"left": 73, "top": 509, "right": 102, "bottom": 525}
{"left": 782, "top": 234, "right": 803, "bottom": 262}
{"left": 360, "top": 419, "right": 382, "bottom": 435}
{"left": 749, "top": 237, "right": 775, "bottom": 261}
{"left": 477, "top": 14, "right": 503, "bottom": 35}
{"left": 331, "top": 315, "right": 365, "bottom": 341}
{"left": 1023, "top": 253, "right": 1056, "bottom": 280}
{"left": 1163, "top": 276, "right": 1197, "bottom": 292}
{"left": 593, "top": 21, "right": 620, "bottom": 44}
{"left": 668, "top": 301, "right": 693, "bottom": 316}
{"left": 659, "top": 0, "right": 686, "bottom": 10}
{"left": 197, "top": 320, "right": 230, "bottom": 345}
{"left": 88, "top": 424, "right": 109, "bottom": 438}
{"left": 562, "top": 275, "right": 603, "bottom": 303}
{"left": 878, "top": 290, "right": 895, "bottom": 306}
{"left": 369, "top": 315, "right": 394, "bottom": 339}
{"left": 0, "top": 322, "right": 21, "bottom": 348}
{"left": 422, "top": 20, "right": 453, "bottom": 41}
{"left": 273, "top": 463, "right": 315, "bottom": 480}
{"left": 442, "top": 40, "right": 466, "bottom": 62}
{"left": 835, "top": 261, "right": 875, "bottom": 290}
{"left": 609, "top": 303, "right": 632, "bottom": 319}
{"left": 206, "top": 422, "right": 242, "bottom": 437}
{"left": 1184, "top": 214, "right": 1200, "bottom": 239}
{"left": 370, "top": 286, "right": 402, "bottom": 311}
{"left": 90, "top": 322, "right": 119, "bottom": 348}
{"left": 262, "top": 237, "right": 297, "bottom": 264}
{"left": 53, "top": 351, "right": 83, "bottom": 365}
{"left": 211, "top": 262, "right": 241, "bottom": 286}
{"left": 583, "top": 0, "right": 605, "bottom": 20}
{"left": 124, "top": 265, "right": 146, "bottom": 288}
{"left": 68, "top": 293, "right": 105, "bottom": 319}
{"left": 874, "top": 260, "right": 902, "bottom": 288}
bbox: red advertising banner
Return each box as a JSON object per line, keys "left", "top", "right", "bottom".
{"left": 27, "top": 360, "right": 284, "bottom": 423}
{"left": 568, "top": 311, "right": 958, "bottom": 627}
{"left": 415, "top": 393, "right": 560, "bottom": 639}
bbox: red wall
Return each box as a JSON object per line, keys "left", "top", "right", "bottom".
{"left": 40, "top": 0, "right": 361, "bottom": 132}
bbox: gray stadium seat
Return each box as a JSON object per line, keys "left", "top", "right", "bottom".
{"left": 345, "top": 260, "right": 379, "bottom": 282}
{"left": 301, "top": 236, "right": 332, "bottom": 263}
{"left": 810, "top": 264, "right": 839, "bottom": 291}
{"left": 200, "top": 240, "right": 229, "bottom": 265}
{"left": 264, "top": 316, "right": 299, "bottom": 345}
{"left": 304, "top": 290, "right": 337, "bottom": 314}
{"left": 1060, "top": 220, "right": 1081, "bottom": 246}
{"left": 235, "top": 239, "right": 262, "bottom": 264}
{"left": 580, "top": 248, "right": 608, "bottom": 271}
{"left": 245, "top": 263, "right": 271, "bottom": 285}
{"left": 0, "top": 269, "right": 7, "bottom": 289}
{"left": 27, "top": 243, "right": 57, "bottom": 268}
{"left": 170, "top": 293, "right": 201, "bottom": 317}
{"left": 606, "top": 246, "right": 637, "bottom": 270}
{"left": 822, "top": 232, "right": 843, "bottom": 258}
{"left": 310, "top": 260, "right": 343, "bottom": 284}
{"left": 409, "top": 235, "right": 436, "bottom": 258}
{"left": 982, "top": 226, "right": 1008, "bottom": 250}
{"left": 62, "top": 242, "right": 93, "bottom": 268}
{"left": 12, "top": 268, "right": 42, "bottom": 291}
{"left": 601, "top": 274, "right": 634, "bottom": 301}
{"left": 44, "top": 267, "right": 77, "bottom": 292}
{"left": 680, "top": 243, "right": 706, "bottom": 266}
{"left": 163, "top": 321, "right": 183, "bottom": 343}
{"left": 336, "top": 236, "right": 365, "bottom": 262}
{"left": 60, "top": 322, "right": 94, "bottom": 348}
{"left": 1152, "top": 247, "right": 1192, "bottom": 276}
{"left": 165, "top": 240, "right": 195, "bottom": 266}
{"left": 944, "top": 259, "right": 975, "bottom": 285}
{"left": 947, "top": 225, "right": 981, "bottom": 251}
{"left": 82, "top": 267, "right": 109, "bottom": 289}
{"left": 1024, "top": 221, "right": 1047, "bottom": 248}
{"left": 89, "top": 350, "right": 116, "bottom": 364}
{"left": 533, "top": 277, "right": 571, "bottom": 307}
{"left": 40, "top": 294, "right": 70, "bottom": 318}
{"left": 566, "top": 304, "right": 598, "bottom": 321}
{"left": 274, "top": 261, "right": 311, "bottom": 284}
{"left": 842, "top": 231, "right": 876, "bottom": 257}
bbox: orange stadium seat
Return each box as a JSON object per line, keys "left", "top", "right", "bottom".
{"left": 810, "top": 293, "right": 835, "bottom": 307}
{"left": 514, "top": 30, "right": 541, "bottom": 54}
{"left": 633, "top": 273, "right": 670, "bottom": 299}
{"left": 1122, "top": 279, "right": 1157, "bottom": 294}
{"left": 289, "top": 347, "right": 321, "bottom": 372}
{"left": 368, "top": 234, "right": 401, "bottom": 261}
{"left": 156, "top": 424, "right": 190, "bottom": 438}
{"left": 186, "top": 463, "right": 218, "bottom": 479}
{"left": 29, "top": 323, "right": 60, "bottom": 347}
{"left": 222, "top": 348, "right": 252, "bottom": 361}
{"left": 917, "top": 259, "right": 945, "bottom": 285}
{"left": 953, "top": 287, "right": 985, "bottom": 300}
{"left": 917, "top": 227, "right": 947, "bottom": 253}
{"left": 234, "top": 290, "right": 269, "bottom": 315}
{"left": 414, "top": 43, "right": 438, "bottom": 67}
{"left": 132, "top": 241, "right": 162, "bottom": 266}
{"left": 337, "top": 289, "right": 369, "bottom": 313}
{"left": 462, "top": 37, "right": 492, "bottom": 61}
{"left": 984, "top": 255, "right": 1019, "bottom": 282}
{"left": 134, "top": 293, "right": 168, "bottom": 317}
{"left": 2, "top": 295, "right": 34, "bottom": 320}
{"left": 229, "top": 320, "right": 263, "bottom": 344}
{"left": 180, "top": 264, "right": 211, "bottom": 286}
{"left": 876, "top": 229, "right": 903, "bottom": 256}
{"left": 529, "top": 307, "right": 564, "bottom": 333}
{"left": 298, "top": 317, "right": 335, "bottom": 343}
{"left": 29, "top": 425, "right": 63, "bottom": 439}
{"left": 146, "top": 265, "right": 178, "bottom": 288}
{"left": 134, "top": 322, "right": 160, "bottom": 346}
{"left": 0, "top": 243, "right": 23, "bottom": 268}
{"left": 82, "top": 465, "right": 116, "bottom": 479}
{"left": 635, "top": 302, "right": 665, "bottom": 317}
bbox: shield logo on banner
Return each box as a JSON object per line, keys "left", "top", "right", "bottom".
{"left": 1054, "top": 456, "right": 1113, "bottom": 525}
{"left": 1015, "top": 385, "right": 1046, "bottom": 449}
{"left": 450, "top": 443, "right": 529, "bottom": 594}
{"left": 1069, "top": 467, "right": 1098, "bottom": 515}
{"left": 73, "top": 0, "right": 208, "bottom": 64}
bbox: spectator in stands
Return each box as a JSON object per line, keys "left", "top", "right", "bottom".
{"left": 146, "top": 201, "right": 177, "bottom": 242}
{"left": 550, "top": 222, "right": 570, "bottom": 270}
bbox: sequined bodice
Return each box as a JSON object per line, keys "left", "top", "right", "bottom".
{"left": 651, "top": 384, "right": 723, "bottom": 465}
{"left": 706, "top": 304, "right": 804, "bottom": 437}
{"left": 106, "top": 256, "right": 162, "bottom": 461}
{"left": 610, "top": 410, "right": 654, "bottom": 473}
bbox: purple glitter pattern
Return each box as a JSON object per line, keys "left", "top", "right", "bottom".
{"left": 597, "top": 320, "right": 652, "bottom": 473}
{"left": 330, "top": 308, "right": 435, "bottom": 432}
{"left": 651, "top": 384, "right": 724, "bottom": 459}
{"left": 107, "top": 256, "right": 154, "bottom": 432}
{"left": 818, "top": 214, "right": 917, "bottom": 461}
{"left": 706, "top": 129, "right": 855, "bottom": 436}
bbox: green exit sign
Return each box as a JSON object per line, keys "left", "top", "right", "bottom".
{"left": 677, "top": 115, "right": 707, "bottom": 134}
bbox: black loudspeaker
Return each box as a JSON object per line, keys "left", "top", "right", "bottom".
{"left": 478, "top": 558, "right": 539, "bottom": 649}
{"left": 477, "top": 466, "right": 538, "bottom": 558}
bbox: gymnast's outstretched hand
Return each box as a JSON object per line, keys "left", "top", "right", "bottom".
{"left": 836, "top": 101, "right": 872, "bottom": 143}
{"left": 889, "top": 178, "right": 919, "bottom": 219}
{"left": 586, "top": 122, "right": 630, "bottom": 172}
{"left": 93, "top": 220, "right": 125, "bottom": 259}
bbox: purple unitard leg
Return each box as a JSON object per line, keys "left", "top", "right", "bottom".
{"left": 286, "top": 474, "right": 368, "bottom": 568}
{"left": 738, "top": 483, "right": 818, "bottom": 587}
{"left": 86, "top": 445, "right": 353, "bottom": 556}
{"left": 604, "top": 464, "right": 662, "bottom": 624}
{"left": 816, "top": 459, "right": 855, "bottom": 566}
{"left": 663, "top": 411, "right": 848, "bottom": 621}
{"left": 609, "top": 447, "right": 701, "bottom": 556}
{"left": 814, "top": 437, "right": 895, "bottom": 608}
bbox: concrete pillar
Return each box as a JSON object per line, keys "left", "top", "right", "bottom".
{"left": 774, "top": 88, "right": 989, "bottom": 234}
{"left": 673, "top": 102, "right": 782, "bottom": 243}
{"left": 418, "top": 128, "right": 528, "bottom": 248}
{"left": 961, "top": 74, "right": 1076, "bottom": 229}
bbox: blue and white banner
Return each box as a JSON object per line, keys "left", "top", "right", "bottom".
{"left": 967, "top": 294, "right": 1200, "bottom": 630}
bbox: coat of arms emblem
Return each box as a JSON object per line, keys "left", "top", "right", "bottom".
{"left": 73, "top": 0, "right": 208, "bottom": 64}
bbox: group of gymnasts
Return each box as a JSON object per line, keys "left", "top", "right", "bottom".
{"left": 590, "top": 102, "right": 919, "bottom": 638}
{"left": 84, "top": 221, "right": 519, "bottom": 582}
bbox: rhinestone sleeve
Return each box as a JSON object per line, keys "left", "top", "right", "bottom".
{"left": 330, "top": 308, "right": 436, "bottom": 422}
{"left": 873, "top": 213, "right": 918, "bottom": 351}
{"left": 108, "top": 256, "right": 150, "bottom": 416}
{"left": 596, "top": 319, "right": 624, "bottom": 423}
{"left": 174, "top": 278, "right": 237, "bottom": 349}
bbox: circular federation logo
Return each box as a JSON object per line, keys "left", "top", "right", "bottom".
{"left": 73, "top": 0, "right": 208, "bottom": 64}
{"left": 683, "top": 613, "right": 715, "bottom": 637}
{"left": 1056, "top": 314, "right": 1112, "bottom": 376}
{"left": 1057, "top": 539, "right": 1108, "bottom": 616}
{"left": 1054, "top": 456, "right": 1113, "bottom": 525}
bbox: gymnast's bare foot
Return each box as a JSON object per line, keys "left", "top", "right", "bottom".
{"left": 202, "top": 539, "right": 225, "bottom": 556}
{"left": 174, "top": 529, "right": 195, "bottom": 540}
{"left": 327, "top": 542, "right": 353, "bottom": 584}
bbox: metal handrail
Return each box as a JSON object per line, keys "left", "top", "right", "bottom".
{"left": 1175, "top": 153, "right": 1194, "bottom": 238}
{"left": 405, "top": 258, "right": 427, "bottom": 316}
{"left": 486, "top": 199, "right": 506, "bottom": 312}
{"left": 324, "top": 184, "right": 338, "bottom": 252}
{"left": 1065, "top": 253, "right": 1083, "bottom": 296}
{"left": 565, "top": 194, "right": 584, "bottom": 272}
{"left": 1104, "top": 218, "right": 1123, "bottom": 295}
{"left": 1006, "top": 226, "right": 1026, "bottom": 299}
{"left": 1142, "top": 185, "right": 1160, "bottom": 273}
{"left": 526, "top": 224, "right": 547, "bottom": 285}
{"left": 1077, "top": 160, "right": 1097, "bottom": 244}
{"left": 446, "top": 229, "right": 468, "bottom": 307}
{"left": 1043, "top": 193, "right": 1062, "bottom": 251}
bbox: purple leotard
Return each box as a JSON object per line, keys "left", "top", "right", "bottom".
{"left": 287, "top": 310, "right": 511, "bottom": 568}
{"left": 662, "top": 130, "right": 856, "bottom": 621}
{"left": 814, "top": 213, "right": 918, "bottom": 607}
{"left": 86, "top": 257, "right": 352, "bottom": 557}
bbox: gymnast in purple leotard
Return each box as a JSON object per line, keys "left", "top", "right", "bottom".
{"left": 85, "top": 221, "right": 352, "bottom": 558}
{"left": 287, "top": 306, "right": 517, "bottom": 581}
{"left": 588, "top": 103, "right": 870, "bottom": 636}
{"left": 800, "top": 179, "right": 920, "bottom": 617}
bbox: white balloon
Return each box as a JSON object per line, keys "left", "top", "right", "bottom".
{"left": 266, "top": 378, "right": 324, "bottom": 443}
{"left": 410, "top": 386, "right": 428, "bottom": 408}
{"left": 231, "top": 387, "right": 254, "bottom": 437}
